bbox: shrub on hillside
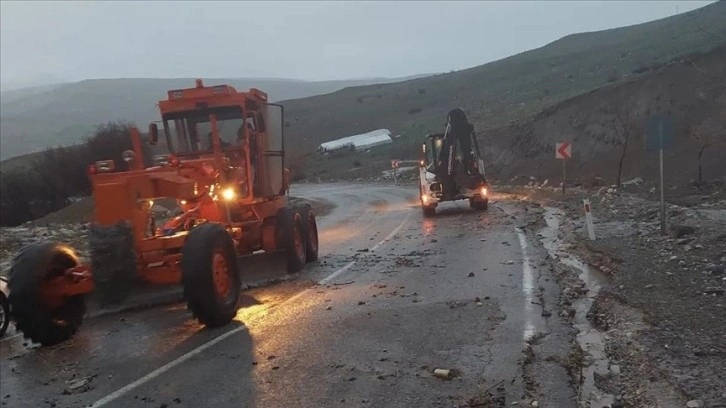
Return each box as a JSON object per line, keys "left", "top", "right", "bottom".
{"left": 0, "top": 121, "right": 148, "bottom": 226}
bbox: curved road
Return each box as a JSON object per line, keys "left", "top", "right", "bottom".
{"left": 0, "top": 183, "right": 577, "bottom": 408}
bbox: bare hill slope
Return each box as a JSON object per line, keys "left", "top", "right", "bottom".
{"left": 280, "top": 1, "right": 725, "bottom": 157}
{"left": 0, "top": 75, "right": 431, "bottom": 160}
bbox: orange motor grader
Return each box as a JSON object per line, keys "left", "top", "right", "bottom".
{"left": 8, "top": 79, "right": 319, "bottom": 346}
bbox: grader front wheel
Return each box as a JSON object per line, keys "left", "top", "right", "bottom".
{"left": 299, "top": 204, "right": 319, "bottom": 263}
{"left": 9, "top": 242, "right": 86, "bottom": 346}
{"left": 181, "top": 223, "right": 241, "bottom": 327}
{"left": 276, "top": 208, "right": 307, "bottom": 273}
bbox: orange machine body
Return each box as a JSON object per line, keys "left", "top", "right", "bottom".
{"left": 66, "top": 79, "right": 289, "bottom": 289}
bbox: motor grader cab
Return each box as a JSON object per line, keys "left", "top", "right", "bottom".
{"left": 418, "top": 108, "right": 489, "bottom": 217}
{"left": 8, "top": 79, "right": 318, "bottom": 346}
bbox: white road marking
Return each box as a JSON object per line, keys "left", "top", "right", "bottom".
{"left": 90, "top": 326, "right": 246, "bottom": 408}
{"left": 370, "top": 211, "right": 410, "bottom": 252}
{"left": 319, "top": 210, "right": 410, "bottom": 285}
{"left": 318, "top": 261, "right": 356, "bottom": 285}
{"left": 90, "top": 207, "right": 412, "bottom": 407}
{"left": 516, "top": 227, "right": 536, "bottom": 342}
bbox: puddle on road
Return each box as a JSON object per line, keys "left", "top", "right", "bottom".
{"left": 539, "top": 207, "right": 615, "bottom": 408}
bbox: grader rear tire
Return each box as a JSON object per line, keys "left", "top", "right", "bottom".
{"left": 299, "top": 204, "right": 319, "bottom": 263}
{"left": 9, "top": 242, "right": 86, "bottom": 346}
{"left": 181, "top": 223, "right": 241, "bottom": 328}
{"left": 276, "top": 208, "right": 307, "bottom": 273}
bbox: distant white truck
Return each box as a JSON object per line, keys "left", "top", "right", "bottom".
{"left": 418, "top": 108, "right": 489, "bottom": 217}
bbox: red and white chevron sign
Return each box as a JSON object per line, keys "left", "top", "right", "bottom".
{"left": 556, "top": 142, "right": 571, "bottom": 160}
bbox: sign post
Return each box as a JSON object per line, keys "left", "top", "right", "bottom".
{"left": 391, "top": 159, "right": 400, "bottom": 185}
{"left": 646, "top": 113, "right": 675, "bottom": 235}
{"left": 583, "top": 199, "right": 596, "bottom": 240}
{"left": 659, "top": 122, "right": 665, "bottom": 235}
{"left": 555, "top": 142, "right": 571, "bottom": 195}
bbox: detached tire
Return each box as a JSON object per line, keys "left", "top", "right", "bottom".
{"left": 181, "top": 223, "right": 240, "bottom": 328}
{"left": 276, "top": 207, "right": 307, "bottom": 273}
{"left": 9, "top": 242, "right": 86, "bottom": 346}
{"left": 299, "top": 204, "right": 319, "bottom": 263}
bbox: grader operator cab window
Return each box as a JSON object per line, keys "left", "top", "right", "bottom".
{"left": 161, "top": 106, "right": 245, "bottom": 154}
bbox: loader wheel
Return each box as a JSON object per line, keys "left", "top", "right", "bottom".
{"left": 422, "top": 206, "right": 436, "bottom": 217}
{"left": 9, "top": 242, "right": 86, "bottom": 346}
{"left": 276, "top": 207, "right": 307, "bottom": 273}
{"left": 181, "top": 223, "right": 241, "bottom": 328}
{"left": 470, "top": 196, "right": 488, "bottom": 211}
{"left": 299, "top": 204, "right": 319, "bottom": 263}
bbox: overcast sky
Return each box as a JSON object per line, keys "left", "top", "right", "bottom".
{"left": 0, "top": 0, "right": 716, "bottom": 88}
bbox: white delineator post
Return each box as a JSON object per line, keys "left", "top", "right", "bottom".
{"left": 583, "top": 199, "right": 596, "bottom": 240}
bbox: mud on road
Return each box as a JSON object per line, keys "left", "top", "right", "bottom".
{"left": 1, "top": 182, "right": 622, "bottom": 408}
{"left": 501, "top": 181, "right": 726, "bottom": 408}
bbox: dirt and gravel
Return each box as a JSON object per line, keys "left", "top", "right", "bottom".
{"left": 499, "top": 175, "right": 726, "bottom": 408}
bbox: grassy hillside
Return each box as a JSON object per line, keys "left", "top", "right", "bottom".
{"left": 0, "top": 75, "right": 432, "bottom": 160}
{"left": 280, "top": 1, "right": 725, "bottom": 163}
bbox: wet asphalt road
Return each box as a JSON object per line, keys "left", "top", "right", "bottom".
{"left": 0, "top": 183, "right": 576, "bottom": 408}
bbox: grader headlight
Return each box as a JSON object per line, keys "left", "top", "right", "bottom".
{"left": 221, "top": 187, "right": 236, "bottom": 201}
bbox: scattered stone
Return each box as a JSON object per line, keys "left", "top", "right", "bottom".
{"left": 541, "top": 310, "right": 552, "bottom": 317}
{"left": 703, "top": 287, "right": 724, "bottom": 296}
{"left": 467, "top": 272, "right": 475, "bottom": 277}
{"left": 433, "top": 368, "right": 452, "bottom": 379}
{"left": 687, "top": 400, "right": 704, "bottom": 408}
{"left": 622, "top": 177, "right": 644, "bottom": 186}
{"left": 610, "top": 364, "right": 621, "bottom": 375}
{"left": 503, "top": 260, "right": 515, "bottom": 265}
{"left": 670, "top": 224, "right": 696, "bottom": 239}
{"left": 63, "top": 378, "right": 91, "bottom": 395}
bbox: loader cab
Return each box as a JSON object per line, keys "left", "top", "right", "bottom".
{"left": 421, "top": 134, "right": 444, "bottom": 174}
